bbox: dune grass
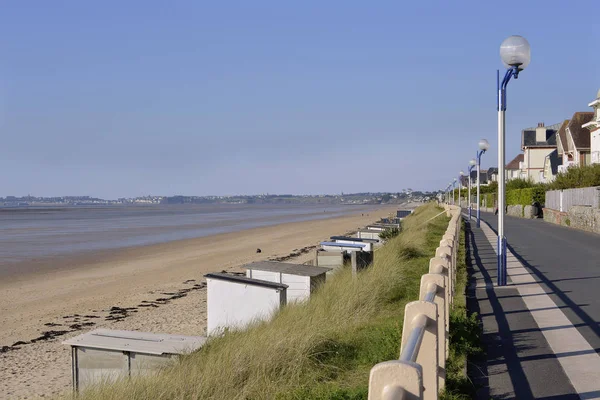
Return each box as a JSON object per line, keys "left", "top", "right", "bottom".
{"left": 69, "top": 203, "right": 449, "bottom": 400}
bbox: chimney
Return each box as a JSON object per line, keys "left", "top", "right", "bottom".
{"left": 535, "top": 122, "right": 547, "bottom": 143}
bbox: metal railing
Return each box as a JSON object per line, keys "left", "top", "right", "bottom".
{"left": 368, "top": 205, "right": 461, "bottom": 400}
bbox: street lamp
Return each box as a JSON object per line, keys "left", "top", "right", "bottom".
{"left": 468, "top": 159, "right": 476, "bottom": 220}
{"left": 476, "top": 139, "right": 490, "bottom": 228}
{"left": 459, "top": 171, "right": 464, "bottom": 208}
{"left": 453, "top": 178, "right": 457, "bottom": 205}
{"left": 497, "top": 35, "right": 530, "bottom": 286}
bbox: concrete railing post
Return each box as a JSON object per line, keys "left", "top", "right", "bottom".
{"left": 419, "top": 275, "right": 447, "bottom": 391}
{"left": 435, "top": 246, "right": 453, "bottom": 301}
{"left": 428, "top": 260, "right": 450, "bottom": 335}
{"left": 368, "top": 205, "right": 462, "bottom": 400}
{"left": 401, "top": 302, "right": 438, "bottom": 400}
{"left": 369, "top": 360, "right": 423, "bottom": 400}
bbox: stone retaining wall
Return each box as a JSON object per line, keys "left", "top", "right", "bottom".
{"left": 544, "top": 206, "right": 600, "bottom": 234}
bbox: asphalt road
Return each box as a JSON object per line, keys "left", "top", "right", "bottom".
{"left": 479, "top": 212, "right": 600, "bottom": 354}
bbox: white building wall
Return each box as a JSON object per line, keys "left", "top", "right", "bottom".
{"left": 246, "top": 269, "right": 312, "bottom": 303}
{"left": 592, "top": 129, "right": 600, "bottom": 164}
{"left": 525, "top": 148, "right": 554, "bottom": 183}
{"left": 206, "top": 278, "right": 285, "bottom": 336}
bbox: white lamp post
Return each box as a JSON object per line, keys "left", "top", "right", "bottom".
{"left": 477, "top": 139, "right": 490, "bottom": 228}
{"left": 453, "top": 178, "right": 457, "bottom": 205}
{"left": 468, "top": 159, "right": 476, "bottom": 219}
{"left": 497, "top": 35, "right": 530, "bottom": 286}
{"left": 459, "top": 171, "right": 464, "bottom": 208}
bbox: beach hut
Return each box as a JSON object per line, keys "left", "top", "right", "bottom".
{"left": 315, "top": 249, "right": 346, "bottom": 271}
{"left": 63, "top": 329, "right": 206, "bottom": 391}
{"left": 357, "top": 229, "right": 384, "bottom": 241}
{"left": 320, "top": 241, "right": 372, "bottom": 253}
{"left": 379, "top": 217, "right": 402, "bottom": 224}
{"left": 205, "top": 272, "right": 287, "bottom": 336}
{"left": 397, "top": 209, "right": 413, "bottom": 219}
{"left": 366, "top": 223, "right": 400, "bottom": 231}
{"left": 244, "top": 261, "right": 330, "bottom": 302}
{"left": 330, "top": 236, "right": 379, "bottom": 244}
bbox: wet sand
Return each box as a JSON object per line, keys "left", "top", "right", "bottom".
{"left": 0, "top": 205, "right": 398, "bottom": 399}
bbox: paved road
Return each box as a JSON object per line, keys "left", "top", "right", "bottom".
{"left": 480, "top": 212, "right": 600, "bottom": 354}
{"left": 467, "top": 212, "right": 600, "bottom": 399}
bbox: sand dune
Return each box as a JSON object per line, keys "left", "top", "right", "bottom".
{"left": 0, "top": 205, "right": 399, "bottom": 399}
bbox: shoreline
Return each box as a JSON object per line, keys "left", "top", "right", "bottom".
{"left": 0, "top": 203, "right": 379, "bottom": 278}
{"left": 0, "top": 205, "right": 381, "bottom": 284}
{"left": 0, "top": 204, "right": 399, "bottom": 399}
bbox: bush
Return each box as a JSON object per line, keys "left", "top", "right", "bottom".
{"left": 550, "top": 164, "right": 600, "bottom": 190}
{"left": 506, "top": 187, "right": 546, "bottom": 206}
{"left": 479, "top": 181, "right": 497, "bottom": 194}
{"left": 506, "top": 177, "right": 536, "bottom": 190}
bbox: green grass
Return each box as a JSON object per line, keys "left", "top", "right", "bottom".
{"left": 67, "top": 203, "right": 450, "bottom": 400}
{"left": 441, "top": 220, "right": 483, "bottom": 400}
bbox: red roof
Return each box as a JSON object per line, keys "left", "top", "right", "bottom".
{"left": 506, "top": 154, "right": 524, "bottom": 170}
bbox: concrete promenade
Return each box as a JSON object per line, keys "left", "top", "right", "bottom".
{"left": 466, "top": 211, "right": 600, "bottom": 399}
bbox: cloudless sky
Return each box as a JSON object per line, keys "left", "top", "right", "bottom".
{"left": 1, "top": 1, "right": 598, "bottom": 198}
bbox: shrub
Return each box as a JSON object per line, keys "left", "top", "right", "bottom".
{"left": 550, "top": 164, "right": 600, "bottom": 190}
{"left": 506, "top": 177, "right": 536, "bottom": 190}
{"left": 506, "top": 187, "right": 546, "bottom": 206}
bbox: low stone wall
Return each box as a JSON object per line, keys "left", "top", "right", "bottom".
{"left": 507, "top": 205, "right": 523, "bottom": 218}
{"left": 470, "top": 205, "right": 535, "bottom": 219}
{"left": 523, "top": 205, "right": 536, "bottom": 219}
{"left": 543, "top": 207, "right": 569, "bottom": 226}
{"left": 568, "top": 206, "right": 600, "bottom": 234}
{"left": 544, "top": 206, "right": 600, "bottom": 234}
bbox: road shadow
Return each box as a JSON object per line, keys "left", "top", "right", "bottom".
{"left": 465, "top": 220, "right": 537, "bottom": 399}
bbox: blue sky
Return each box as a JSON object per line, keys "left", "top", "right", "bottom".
{"left": 1, "top": 1, "right": 598, "bottom": 198}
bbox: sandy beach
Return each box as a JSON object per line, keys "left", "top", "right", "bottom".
{"left": 0, "top": 205, "right": 399, "bottom": 399}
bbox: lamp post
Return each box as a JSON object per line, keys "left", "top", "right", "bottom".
{"left": 477, "top": 139, "right": 490, "bottom": 228}
{"left": 453, "top": 178, "right": 457, "bottom": 205}
{"left": 497, "top": 35, "right": 530, "bottom": 286}
{"left": 459, "top": 171, "right": 464, "bottom": 208}
{"left": 468, "top": 159, "right": 476, "bottom": 220}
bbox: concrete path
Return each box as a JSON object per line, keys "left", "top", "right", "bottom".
{"left": 466, "top": 212, "right": 600, "bottom": 400}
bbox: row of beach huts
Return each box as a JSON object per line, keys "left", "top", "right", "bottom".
{"left": 62, "top": 209, "right": 414, "bottom": 391}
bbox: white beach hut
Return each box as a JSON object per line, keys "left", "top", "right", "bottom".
{"left": 320, "top": 241, "right": 372, "bottom": 253}
{"left": 315, "top": 249, "right": 346, "bottom": 271}
{"left": 244, "top": 261, "right": 330, "bottom": 302}
{"left": 63, "top": 329, "right": 206, "bottom": 391}
{"left": 205, "top": 272, "right": 287, "bottom": 336}
{"left": 357, "top": 229, "right": 383, "bottom": 241}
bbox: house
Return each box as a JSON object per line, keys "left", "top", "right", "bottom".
{"left": 542, "top": 149, "right": 562, "bottom": 183}
{"left": 582, "top": 89, "right": 600, "bottom": 164}
{"left": 506, "top": 154, "right": 524, "bottom": 180}
{"left": 487, "top": 167, "right": 499, "bottom": 182}
{"left": 460, "top": 175, "right": 469, "bottom": 189}
{"left": 557, "top": 112, "right": 595, "bottom": 171}
{"left": 555, "top": 119, "right": 570, "bottom": 169}
{"left": 468, "top": 169, "right": 489, "bottom": 186}
{"left": 520, "top": 122, "right": 561, "bottom": 183}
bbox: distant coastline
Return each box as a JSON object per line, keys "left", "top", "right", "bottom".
{"left": 0, "top": 203, "right": 388, "bottom": 269}
{"left": 0, "top": 191, "right": 433, "bottom": 208}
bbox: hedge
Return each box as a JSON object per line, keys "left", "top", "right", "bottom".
{"left": 506, "top": 187, "right": 545, "bottom": 206}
